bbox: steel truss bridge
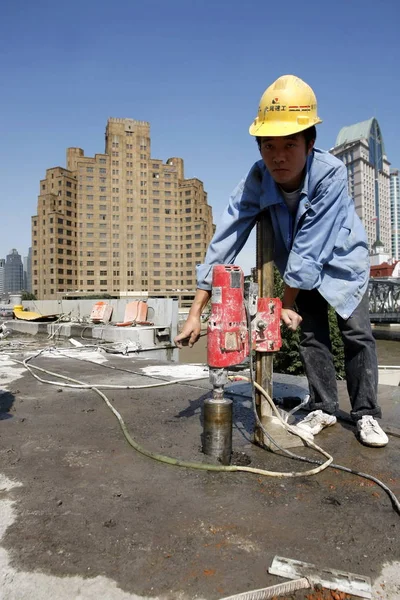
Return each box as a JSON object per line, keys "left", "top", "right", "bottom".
{"left": 368, "top": 278, "right": 400, "bottom": 323}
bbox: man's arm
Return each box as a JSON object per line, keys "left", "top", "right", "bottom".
{"left": 196, "top": 162, "right": 263, "bottom": 290}
{"left": 175, "top": 163, "right": 263, "bottom": 348}
{"left": 174, "top": 289, "right": 211, "bottom": 348}
{"left": 284, "top": 175, "right": 349, "bottom": 290}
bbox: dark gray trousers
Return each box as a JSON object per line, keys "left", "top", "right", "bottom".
{"left": 295, "top": 289, "right": 381, "bottom": 421}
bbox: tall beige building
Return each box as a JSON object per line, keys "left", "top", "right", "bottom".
{"left": 32, "top": 118, "right": 214, "bottom": 301}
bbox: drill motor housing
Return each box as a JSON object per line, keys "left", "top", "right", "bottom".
{"left": 207, "top": 265, "right": 282, "bottom": 369}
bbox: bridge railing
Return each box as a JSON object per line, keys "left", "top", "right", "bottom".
{"left": 368, "top": 278, "right": 400, "bottom": 322}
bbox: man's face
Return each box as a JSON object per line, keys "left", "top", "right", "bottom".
{"left": 259, "top": 133, "right": 314, "bottom": 192}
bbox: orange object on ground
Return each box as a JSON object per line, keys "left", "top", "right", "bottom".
{"left": 90, "top": 302, "right": 113, "bottom": 324}
{"left": 116, "top": 301, "right": 152, "bottom": 327}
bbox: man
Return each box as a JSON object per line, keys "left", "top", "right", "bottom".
{"left": 174, "top": 74, "right": 388, "bottom": 448}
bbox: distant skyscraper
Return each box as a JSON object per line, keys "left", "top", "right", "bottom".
{"left": 331, "top": 117, "right": 391, "bottom": 253}
{"left": 0, "top": 259, "right": 5, "bottom": 295}
{"left": 390, "top": 169, "right": 400, "bottom": 261}
{"left": 23, "top": 247, "right": 32, "bottom": 292}
{"left": 23, "top": 257, "right": 27, "bottom": 290}
{"left": 5, "top": 249, "right": 23, "bottom": 294}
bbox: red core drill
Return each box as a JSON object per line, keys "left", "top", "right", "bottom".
{"left": 203, "top": 265, "right": 282, "bottom": 464}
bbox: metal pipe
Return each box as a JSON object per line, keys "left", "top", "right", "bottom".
{"left": 203, "top": 397, "right": 233, "bottom": 465}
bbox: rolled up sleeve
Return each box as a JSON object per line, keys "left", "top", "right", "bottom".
{"left": 284, "top": 251, "right": 323, "bottom": 289}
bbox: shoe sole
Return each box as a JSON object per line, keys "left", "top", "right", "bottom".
{"left": 358, "top": 437, "right": 388, "bottom": 447}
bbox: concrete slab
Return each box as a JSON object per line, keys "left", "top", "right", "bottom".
{"left": 5, "top": 320, "right": 49, "bottom": 335}
{"left": 5, "top": 321, "right": 179, "bottom": 362}
{"left": 0, "top": 343, "right": 399, "bottom": 599}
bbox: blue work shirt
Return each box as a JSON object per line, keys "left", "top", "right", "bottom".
{"left": 196, "top": 148, "right": 369, "bottom": 319}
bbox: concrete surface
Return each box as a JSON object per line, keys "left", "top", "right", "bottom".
{"left": 0, "top": 341, "right": 399, "bottom": 599}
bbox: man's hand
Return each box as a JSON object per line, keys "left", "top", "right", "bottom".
{"left": 174, "top": 315, "right": 202, "bottom": 348}
{"left": 174, "top": 288, "right": 211, "bottom": 349}
{"left": 281, "top": 307, "right": 302, "bottom": 331}
{"left": 281, "top": 284, "right": 302, "bottom": 331}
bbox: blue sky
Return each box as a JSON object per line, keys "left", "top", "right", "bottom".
{"left": 1, "top": 0, "right": 399, "bottom": 274}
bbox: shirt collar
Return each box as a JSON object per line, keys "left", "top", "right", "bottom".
{"left": 300, "top": 152, "right": 314, "bottom": 197}
{"left": 259, "top": 150, "right": 314, "bottom": 207}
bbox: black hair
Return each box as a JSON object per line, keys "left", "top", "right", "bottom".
{"left": 256, "top": 125, "right": 317, "bottom": 151}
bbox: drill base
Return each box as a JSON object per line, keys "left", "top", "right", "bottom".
{"left": 254, "top": 415, "right": 312, "bottom": 450}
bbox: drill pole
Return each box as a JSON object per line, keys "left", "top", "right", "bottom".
{"left": 256, "top": 211, "right": 274, "bottom": 420}
{"left": 255, "top": 211, "right": 302, "bottom": 449}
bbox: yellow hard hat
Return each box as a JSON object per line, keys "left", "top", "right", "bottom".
{"left": 249, "top": 75, "right": 322, "bottom": 137}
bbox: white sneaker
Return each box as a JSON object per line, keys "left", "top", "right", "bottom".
{"left": 296, "top": 410, "right": 337, "bottom": 435}
{"left": 357, "top": 416, "right": 388, "bottom": 447}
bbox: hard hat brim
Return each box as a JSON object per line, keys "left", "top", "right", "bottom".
{"left": 249, "top": 118, "right": 322, "bottom": 137}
